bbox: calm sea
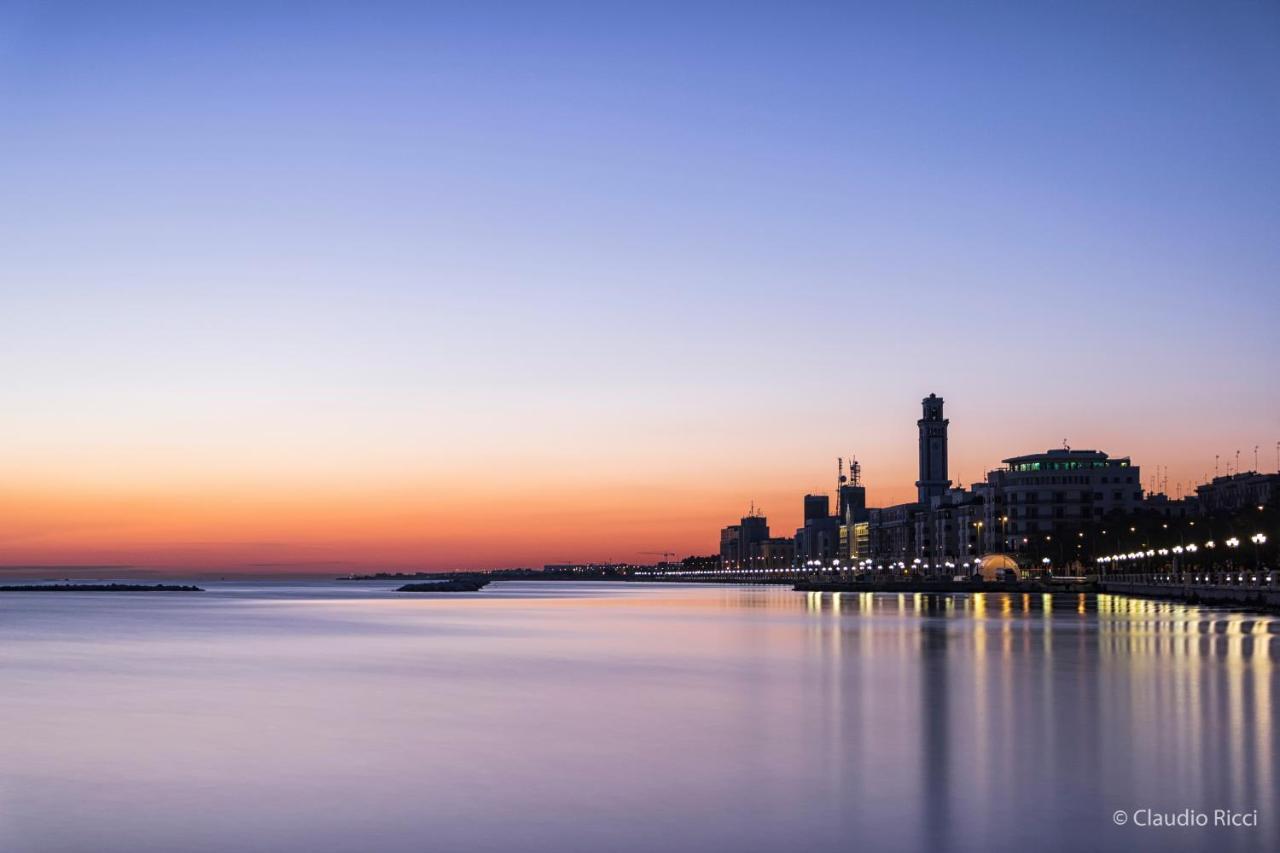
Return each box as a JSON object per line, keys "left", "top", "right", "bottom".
{"left": 0, "top": 581, "right": 1275, "bottom": 852}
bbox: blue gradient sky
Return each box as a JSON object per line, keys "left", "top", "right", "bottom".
{"left": 1, "top": 2, "right": 1278, "bottom": 570}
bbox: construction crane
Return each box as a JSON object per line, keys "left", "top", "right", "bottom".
{"left": 639, "top": 551, "right": 678, "bottom": 563}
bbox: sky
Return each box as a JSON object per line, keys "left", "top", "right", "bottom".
{"left": 1, "top": 1, "right": 1278, "bottom": 574}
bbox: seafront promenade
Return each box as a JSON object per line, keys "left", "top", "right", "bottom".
{"left": 353, "top": 568, "right": 1280, "bottom": 613}
{"left": 793, "top": 580, "right": 1279, "bottom": 612}
{"left": 1098, "top": 574, "right": 1280, "bottom": 610}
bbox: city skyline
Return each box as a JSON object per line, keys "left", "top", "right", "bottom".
{"left": 3, "top": 2, "right": 1278, "bottom": 572}
{"left": 717, "top": 392, "right": 1279, "bottom": 578}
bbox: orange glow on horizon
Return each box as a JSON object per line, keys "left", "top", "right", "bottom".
{"left": 1, "top": 475, "right": 887, "bottom": 574}
{"left": 2, "top": 391, "right": 1268, "bottom": 575}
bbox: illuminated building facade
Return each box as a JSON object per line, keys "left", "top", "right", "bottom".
{"left": 989, "top": 449, "right": 1142, "bottom": 552}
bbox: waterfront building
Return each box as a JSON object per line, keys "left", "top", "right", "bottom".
{"left": 918, "top": 486, "right": 989, "bottom": 568}
{"left": 868, "top": 503, "right": 919, "bottom": 566}
{"left": 795, "top": 521, "right": 840, "bottom": 564}
{"left": 740, "top": 514, "right": 768, "bottom": 548}
{"left": 719, "top": 511, "right": 771, "bottom": 570}
{"left": 972, "top": 480, "right": 1008, "bottom": 554}
{"left": 840, "top": 520, "right": 870, "bottom": 560}
{"left": 719, "top": 525, "right": 741, "bottom": 570}
{"left": 837, "top": 477, "right": 867, "bottom": 525}
{"left": 718, "top": 534, "right": 740, "bottom": 570}
{"left": 750, "top": 537, "right": 796, "bottom": 570}
{"left": 796, "top": 493, "right": 842, "bottom": 564}
{"left": 1142, "top": 492, "right": 1200, "bottom": 519}
{"left": 803, "top": 494, "right": 830, "bottom": 523}
{"left": 988, "top": 448, "right": 1142, "bottom": 562}
{"left": 836, "top": 458, "right": 870, "bottom": 561}
{"left": 1195, "top": 471, "right": 1279, "bottom": 514}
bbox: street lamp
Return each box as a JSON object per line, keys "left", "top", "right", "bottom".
{"left": 1224, "top": 538, "right": 1241, "bottom": 576}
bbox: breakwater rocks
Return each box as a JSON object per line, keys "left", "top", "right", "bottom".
{"left": 396, "top": 579, "right": 491, "bottom": 592}
{"left": 0, "top": 583, "right": 204, "bottom": 592}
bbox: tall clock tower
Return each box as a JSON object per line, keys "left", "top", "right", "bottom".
{"left": 916, "top": 393, "right": 951, "bottom": 504}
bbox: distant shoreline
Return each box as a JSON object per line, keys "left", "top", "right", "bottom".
{"left": 0, "top": 583, "right": 203, "bottom": 593}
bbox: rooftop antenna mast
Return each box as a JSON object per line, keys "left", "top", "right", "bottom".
{"left": 850, "top": 456, "right": 862, "bottom": 487}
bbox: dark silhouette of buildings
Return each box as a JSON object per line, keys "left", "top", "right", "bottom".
{"left": 916, "top": 393, "right": 950, "bottom": 504}
{"left": 719, "top": 509, "right": 793, "bottom": 571}
{"left": 795, "top": 494, "right": 841, "bottom": 564}
{"left": 1196, "top": 471, "right": 1279, "bottom": 513}
{"left": 710, "top": 390, "right": 1270, "bottom": 575}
